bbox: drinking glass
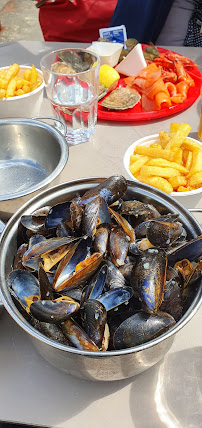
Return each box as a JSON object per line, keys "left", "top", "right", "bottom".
{"left": 40, "top": 48, "right": 100, "bottom": 145}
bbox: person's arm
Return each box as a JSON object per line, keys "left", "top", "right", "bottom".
{"left": 36, "top": 0, "right": 55, "bottom": 7}
{"left": 36, "top": 0, "right": 73, "bottom": 8}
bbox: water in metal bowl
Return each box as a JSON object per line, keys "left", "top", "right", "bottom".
{"left": 0, "top": 117, "right": 68, "bottom": 220}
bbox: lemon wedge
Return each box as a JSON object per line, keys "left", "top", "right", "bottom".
{"left": 99, "top": 65, "right": 120, "bottom": 89}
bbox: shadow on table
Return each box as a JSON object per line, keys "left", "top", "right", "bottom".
{"left": 129, "top": 347, "right": 202, "bottom": 428}
{"left": 0, "top": 309, "right": 202, "bottom": 427}
{"left": 0, "top": 311, "right": 134, "bottom": 427}
{"left": 0, "top": 41, "right": 89, "bottom": 70}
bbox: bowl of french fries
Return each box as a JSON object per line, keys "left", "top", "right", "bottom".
{"left": 0, "top": 63, "right": 44, "bottom": 118}
{"left": 123, "top": 122, "right": 202, "bottom": 208}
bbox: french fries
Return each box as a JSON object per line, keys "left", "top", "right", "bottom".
{"left": 140, "top": 165, "right": 181, "bottom": 178}
{"left": 128, "top": 122, "right": 202, "bottom": 194}
{"left": 137, "top": 175, "right": 173, "bottom": 194}
{"left": 0, "top": 63, "right": 43, "bottom": 98}
{"left": 129, "top": 156, "right": 149, "bottom": 175}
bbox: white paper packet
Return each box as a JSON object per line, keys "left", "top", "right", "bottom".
{"left": 99, "top": 25, "right": 127, "bottom": 45}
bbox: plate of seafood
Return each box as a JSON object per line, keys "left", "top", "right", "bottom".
{"left": 0, "top": 175, "right": 201, "bottom": 380}
{"left": 97, "top": 46, "right": 202, "bottom": 121}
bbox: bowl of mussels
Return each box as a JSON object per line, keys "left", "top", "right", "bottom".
{"left": 0, "top": 175, "right": 201, "bottom": 381}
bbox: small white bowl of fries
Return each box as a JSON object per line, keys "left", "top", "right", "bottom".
{"left": 0, "top": 63, "right": 44, "bottom": 118}
{"left": 123, "top": 122, "right": 202, "bottom": 208}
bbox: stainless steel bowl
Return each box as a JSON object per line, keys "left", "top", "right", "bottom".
{"left": 0, "top": 117, "right": 68, "bottom": 221}
{"left": 0, "top": 178, "right": 201, "bottom": 381}
{"left": 0, "top": 219, "right": 5, "bottom": 315}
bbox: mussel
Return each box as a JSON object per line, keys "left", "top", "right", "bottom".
{"left": 131, "top": 248, "right": 167, "bottom": 312}
{"left": 8, "top": 269, "right": 40, "bottom": 311}
{"left": 77, "top": 175, "right": 128, "bottom": 206}
{"left": 146, "top": 220, "right": 184, "bottom": 248}
{"left": 29, "top": 296, "right": 80, "bottom": 324}
{"left": 81, "top": 299, "right": 107, "bottom": 348}
{"left": 113, "top": 310, "right": 176, "bottom": 349}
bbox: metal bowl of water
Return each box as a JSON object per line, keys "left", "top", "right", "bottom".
{"left": 0, "top": 117, "right": 68, "bottom": 221}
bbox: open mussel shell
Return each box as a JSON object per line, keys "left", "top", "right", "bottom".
{"left": 160, "top": 267, "right": 183, "bottom": 321}
{"left": 13, "top": 243, "right": 28, "bottom": 270}
{"left": 38, "top": 263, "right": 54, "bottom": 300}
{"left": 28, "top": 234, "right": 47, "bottom": 248}
{"left": 82, "top": 264, "right": 108, "bottom": 303}
{"left": 62, "top": 285, "right": 83, "bottom": 302}
{"left": 7, "top": 269, "right": 40, "bottom": 310}
{"left": 70, "top": 200, "right": 83, "bottom": 234}
{"left": 174, "top": 259, "right": 193, "bottom": 281}
{"left": 167, "top": 237, "right": 202, "bottom": 265}
{"left": 56, "top": 222, "right": 73, "bottom": 238}
{"left": 23, "top": 236, "right": 77, "bottom": 263}
{"left": 82, "top": 196, "right": 110, "bottom": 237}
{"left": 109, "top": 207, "right": 135, "bottom": 242}
{"left": 53, "top": 246, "right": 103, "bottom": 293}
{"left": 30, "top": 296, "right": 80, "bottom": 323}
{"left": 53, "top": 236, "right": 92, "bottom": 291}
{"left": 61, "top": 319, "right": 99, "bottom": 351}
{"left": 45, "top": 201, "right": 71, "bottom": 229}
{"left": 20, "top": 215, "right": 47, "bottom": 234}
{"left": 184, "top": 260, "right": 202, "bottom": 288}
{"left": 97, "top": 286, "right": 134, "bottom": 311}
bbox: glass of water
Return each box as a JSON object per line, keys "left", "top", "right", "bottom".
{"left": 40, "top": 48, "right": 100, "bottom": 145}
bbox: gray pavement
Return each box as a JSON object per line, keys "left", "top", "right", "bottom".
{"left": 0, "top": 0, "right": 44, "bottom": 42}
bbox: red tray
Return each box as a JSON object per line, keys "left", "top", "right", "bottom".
{"left": 97, "top": 46, "right": 202, "bottom": 122}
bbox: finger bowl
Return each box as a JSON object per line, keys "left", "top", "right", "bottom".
{"left": 0, "top": 117, "right": 68, "bottom": 221}
{"left": 0, "top": 177, "right": 201, "bottom": 381}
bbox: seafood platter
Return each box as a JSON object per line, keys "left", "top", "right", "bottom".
{"left": 38, "top": 42, "right": 201, "bottom": 122}
{"left": 0, "top": 175, "right": 201, "bottom": 380}
{"left": 96, "top": 43, "right": 202, "bottom": 121}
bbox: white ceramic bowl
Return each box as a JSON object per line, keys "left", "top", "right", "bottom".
{"left": 87, "top": 42, "right": 123, "bottom": 67}
{"left": 0, "top": 65, "right": 44, "bottom": 118}
{"left": 123, "top": 134, "right": 202, "bottom": 209}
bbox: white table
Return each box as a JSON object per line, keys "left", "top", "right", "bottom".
{"left": 0, "top": 41, "right": 201, "bottom": 428}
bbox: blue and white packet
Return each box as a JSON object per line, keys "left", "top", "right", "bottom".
{"left": 99, "top": 25, "right": 127, "bottom": 45}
